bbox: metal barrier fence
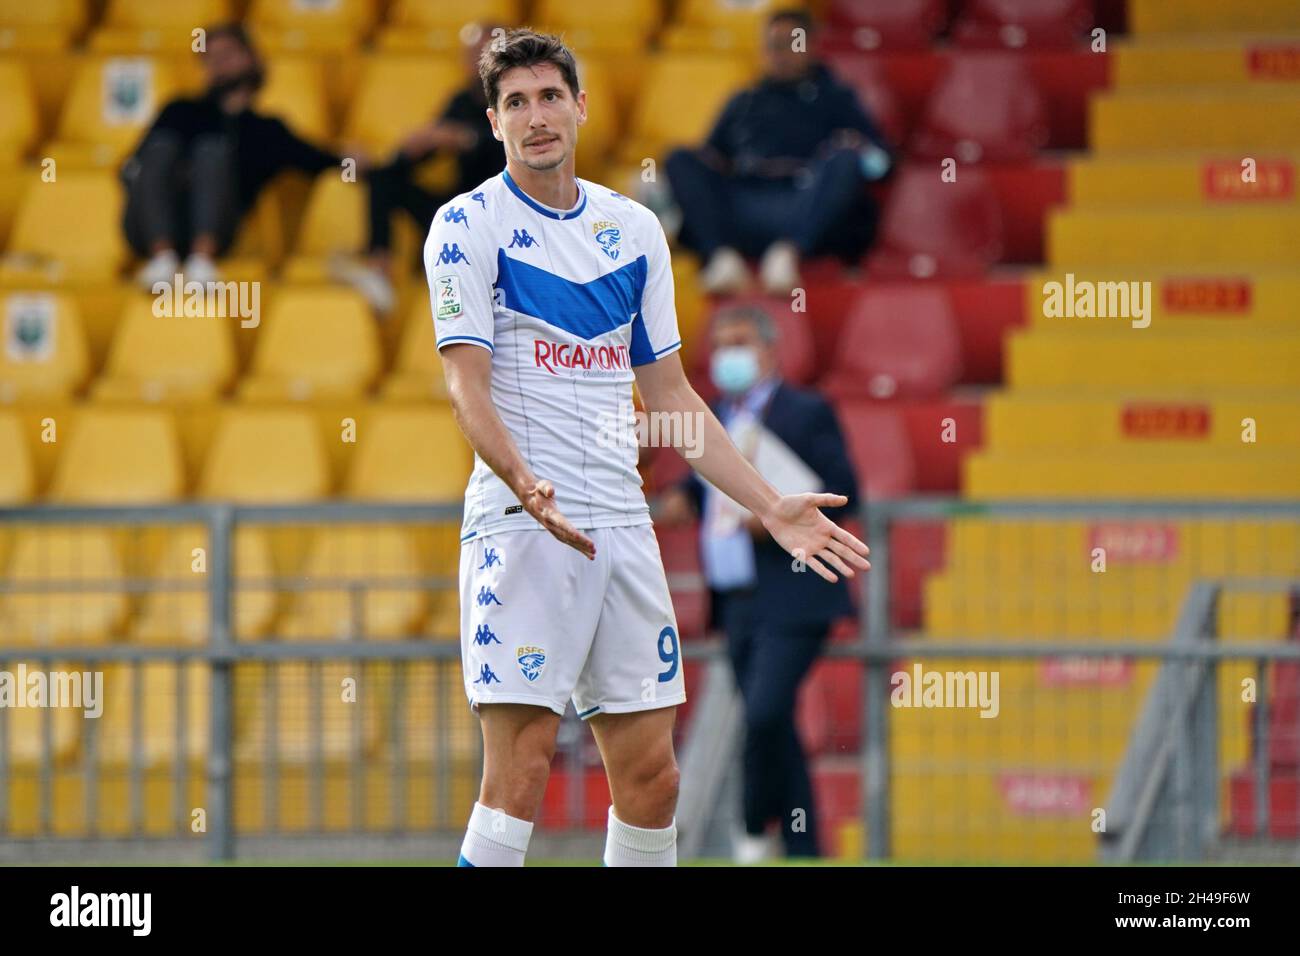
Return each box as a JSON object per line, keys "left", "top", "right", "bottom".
{"left": 0, "top": 500, "right": 1298, "bottom": 863}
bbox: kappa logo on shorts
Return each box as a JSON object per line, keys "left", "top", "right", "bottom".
{"left": 478, "top": 547, "right": 502, "bottom": 569}
{"left": 517, "top": 645, "right": 546, "bottom": 683}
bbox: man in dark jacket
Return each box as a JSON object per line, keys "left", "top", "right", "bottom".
{"left": 122, "top": 23, "right": 341, "bottom": 287}
{"left": 657, "top": 303, "right": 860, "bottom": 859}
{"left": 665, "top": 8, "right": 892, "bottom": 296}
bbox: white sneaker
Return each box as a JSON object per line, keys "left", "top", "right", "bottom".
{"left": 732, "top": 828, "right": 777, "bottom": 865}
{"left": 700, "top": 247, "right": 750, "bottom": 295}
{"left": 135, "top": 249, "right": 179, "bottom": 289}
{"left": 181, "top": 252, "right": 220, "bottom": 285}
{"left": 329, "top": 254, "right": 396, "bottom": 315}
{"left": 759, "top": 241, "right": 801, "bottom": 296}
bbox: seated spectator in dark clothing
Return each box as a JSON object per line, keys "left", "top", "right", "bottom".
{"left": 333, "top": 24, "right": 503, "bottom": 314}
{"left": 665, "top": 8, "right": 892, "bottom": 296}
{"left": 122, "top": 23, "right": 341, "bottom": 288}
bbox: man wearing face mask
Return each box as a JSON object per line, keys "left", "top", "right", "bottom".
{"left": 121, "top": 22, "right": 342, "bottom": 288}
{"left": 657, "top": 304, "right": 859, "bottom": 860}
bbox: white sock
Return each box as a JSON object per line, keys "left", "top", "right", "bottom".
{"left": 458, "top": 801, "right": 534, "bottom": 867}
{"left": 603, "top": 806, "right": 677, "bottom": 867}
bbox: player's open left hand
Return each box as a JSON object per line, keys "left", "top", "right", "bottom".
{"left": 760, "top": 493, "right": 871, "bottom": 583}
{"left": 521, "top": 478, "right": 597, "bottom": 560}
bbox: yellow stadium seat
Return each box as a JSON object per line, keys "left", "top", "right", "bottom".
{"left": 248, "top": 0, "right": 376, "bottom": 53}
{"left": 0, "top": 292, "right": 89, "bottom": 402}
{"left": 104, "top": 0, "right": 233, "bottom": 28}
{"left": 0, "top": 0, "right": 85, "bottom": 51}
{"left": 389, "top": 0, "right": 519, "bottom": 29}
{"left": 47, "top": 56, "right": 186, "bottom": 169}
{"left": 572, "top": 57, "right": 617, "bottom": 179}
{"left": 382, "top": 296, "right": 448, "bottom": 401}
{"left": 1, "top": 660, "right": 82, "bottom": 766}
{"left": 256, "top": 56, "right": 331, "bottom": 143}
{"left": 1, "top": 170, "right": 126, "bottom": 282}
{"left": 534, "top": 0, "right": 658, "bottom": 54}
{"left": 341, "top": 55, "right": 463, "bottom": 155}
{"left": 277, "top": 525, "right": 427, "bottom": 639}
{"left": 97, "top": 662, "right": 210, "bottom": 767}
{"left": 0, "top": 61, "right": 38, "bottom": 161}
{"left": 346, "top": 405, "right": 471, "bottom": 500}
{"left": 661, "top": 0, "right": 795, "bottom": 54}
{"left": 234, "top": 660, "right": 383, "bottom": 763}
{"left": 199, "top": 407, "right": 330, "bottom": 500}
{"left": 288, "top": 174, "right": 368, "bottom": 260}
{"left": 132, "top": 527, "right": 279, "bottom": 643}
{"left": 48, "top": 407, "right": 184, "bottom": 503}
{"left": 249, "top": 0, "right": 377, "bottom": 31}
{"left": 0, "top": 410, "right": 35, "bottom": 502}
{"left": 0, "top": 528, "right": 129, "bottom": 645}
{"left": 240, "top": 288, "right": 380, "bottom": 400}
{"left": 620, "top": 55, "right": 751, "bottom": 164}
{"left": 92, "top": 294, "right": 237, "bottom": 403}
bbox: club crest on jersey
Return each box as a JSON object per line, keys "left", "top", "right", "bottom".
{"left": 592, "top": 220, "right": 622, "bottom": 261}
{"left": 517, "top": 646, "right": 546, "bottom": 683}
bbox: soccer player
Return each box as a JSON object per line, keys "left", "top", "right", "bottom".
{"left": 427, "top": 29, "right": 870, "bottom": 867}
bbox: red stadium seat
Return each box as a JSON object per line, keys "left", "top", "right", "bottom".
{"left": 823, "top": 0, "right": 947, "bottom": 51}
{"left": 911, "top": 54, "right": 1049, "bottom": 162}
{"left": 952, "top": 0, "right": 1094, "bottom": 49}
{"left": 820, "top": 285, "right": 962, "bottom": 400}
{"left": 833, "top": 401, "right": 917, "bottom": 498}
{"left": 1268, "top": 660, "right": 1300, "bottom": 770}
{"left": 824, "top": 53, "right": 905, "bottom": 147}
{"left": 797, "top": 659, "right": 862, "bottom": 755}
{"left": 868, "top": 164, "right": 1004, "bottom": 278}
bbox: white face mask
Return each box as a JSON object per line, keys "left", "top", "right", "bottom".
{"left": 710, "top": 346, "right": 760, "bottom": 395}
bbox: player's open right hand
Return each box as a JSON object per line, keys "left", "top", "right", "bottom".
{"left": 521, "top": 479, "right": 597, "bottom": 560}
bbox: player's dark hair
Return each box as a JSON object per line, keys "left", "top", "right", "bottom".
{"left": 768, "top": 7, "right": 814, "bottom": 32}
{"left": 479, "top": 29, "right": 581, "bottom": 110}
{"left": 202, "top": 22, "right": 266, "bottom": 92}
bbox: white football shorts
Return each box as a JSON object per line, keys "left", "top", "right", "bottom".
{"left": 458, "top": 523, "right": 687, "bottom": 719}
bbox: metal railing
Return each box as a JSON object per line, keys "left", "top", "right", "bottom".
{"left": 1, "top": 499, "right": 1298, "bottom": 862}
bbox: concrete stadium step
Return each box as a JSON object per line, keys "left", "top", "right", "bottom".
{"left": 1048, "top": 205, "right": 1300, "bottom": 266}
{"left": 1024, "top": 269, "right": 1300, "bottom": 329}
{"left": 1111, "top": 37, "right": 1300, "bottom": 87}
{"left": 1128, "top": 0, "right": 1300, "bottom": 36}
{"left": 1067, "top": 155, "right": 1300, "bottom": 206}
{"left": 964, "top": 449, "right": 1300, "bottom": 499}
{"left": 1090, "top": 87, "right": 1300, "bottom": 152}
{"left": 984, "top": 394, "right": 1300, "bottom": 450}
{"left": 1007, "top": 330, "right": 1300, "bottom": 389}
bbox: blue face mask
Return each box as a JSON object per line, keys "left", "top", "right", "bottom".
{"left": 710, "top": 346, "right": 760, "bottom": 395}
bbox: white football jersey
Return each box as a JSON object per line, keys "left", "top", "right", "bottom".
{"left": 424, "top": 170, "right": 682, "bottom": 543}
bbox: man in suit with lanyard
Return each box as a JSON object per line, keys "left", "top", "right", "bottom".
{"left": 657, "top": 303, "right": 860, "bottom": 859}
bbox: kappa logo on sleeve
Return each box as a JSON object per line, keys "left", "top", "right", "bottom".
{"left": 436, "top": 275, "right": 462, "bottom": 320}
